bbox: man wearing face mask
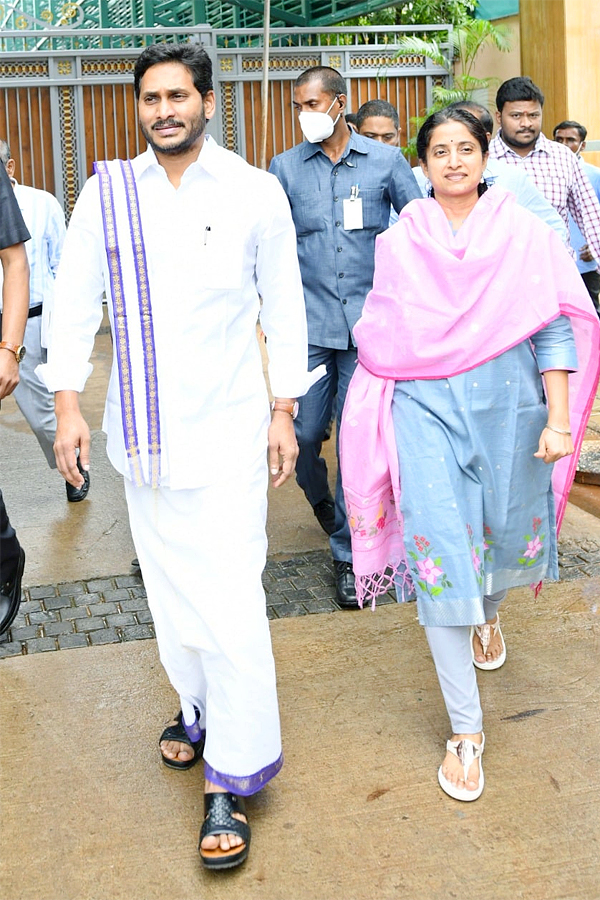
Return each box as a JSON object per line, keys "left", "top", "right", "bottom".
{"left": 553, "top": 120, "right": 600, "bottom": 311}
{"left": 269, "top": 66, "right": 420, "bottom": 609}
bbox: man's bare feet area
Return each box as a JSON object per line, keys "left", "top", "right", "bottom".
{"left": 200, "top": 780, "right": 248, "bottom": 852}
{"left": 160, "top": 718, "right": 194, "bottom": 764}
{"left": 440, "top": 733, "right": 483, "bottom": 793}
{"left": 158, "top": 710, "right": 204, "bottom": 770}
{"left": 472, "top": 615, "right": 505, "bottom": 665}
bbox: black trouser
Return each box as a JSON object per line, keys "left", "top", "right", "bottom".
{"left": 0, "top": 490, "right": 21, "bottom": 583}
{"left": 582, "top": 270, "right": 600, "bottom": 311}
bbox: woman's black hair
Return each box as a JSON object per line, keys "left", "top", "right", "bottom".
{"left": 417, "top": 108, "right": 489, "bottom": 198}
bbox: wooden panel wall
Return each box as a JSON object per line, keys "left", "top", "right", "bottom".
{"left": 0, "top": 86, "right": 55, "bottom": 192}
{"left": 520, "top": 0, "right": 600, "bottom": 141}
{"left": 520, "top": 0, "right": 567, "bottom": 136}
{"left": 349, "top": 74, "right": 427, "bottom": 146}
{"left": 244, "top": 75, "right": 427, "bottom": 168}
{"left": 564, "top": 0, "right": 600, "bottom": 141}
{"left": 82, "top": 82, "right": 141, "bottom": 176}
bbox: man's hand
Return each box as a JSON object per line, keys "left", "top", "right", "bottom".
{"left": 268, "top": 410, "right": 299, "bottom": 487}
{"left": 54, "top": 391, "right": 91, "bottom": 488}
{"left": 0, "top": 352, "right": 19, "bottom": 399}
{"left": 579, "top": 243, "right": 595, "bottom": 263}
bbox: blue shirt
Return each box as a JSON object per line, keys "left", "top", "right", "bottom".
{"left": 569, "top": 161, "right": 600, "bottom": 274}
{"left": 269, "top": 130, "right": 421, "bottom": 349}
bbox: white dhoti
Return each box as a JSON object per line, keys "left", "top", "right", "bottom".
{"left": 124, "top": 450, "right": 282, "bottom": 795}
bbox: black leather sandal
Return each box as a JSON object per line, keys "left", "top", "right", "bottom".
{"left": 198, "top": 792, "right": 251, "bottom": 870}
{"left": 159, "top": 709, "right": 204, "bottom": 770}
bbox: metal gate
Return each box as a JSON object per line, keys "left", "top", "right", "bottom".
{"left": 0, "top": 23, "right": 451, "bottom": 214}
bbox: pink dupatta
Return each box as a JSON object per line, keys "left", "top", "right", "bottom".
{"left": 340, "top": 189, "right": 600, "bottom": 607}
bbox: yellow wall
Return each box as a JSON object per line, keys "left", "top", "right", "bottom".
{"left": 520, "top": 0, "right": 600, "bottom": 141}
{"left": 467, "top": 14, "right": 521, "bottom": 120}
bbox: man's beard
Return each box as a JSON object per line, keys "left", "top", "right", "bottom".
{"left": 502, "top": 128, "right": 537, "bottom": 150}
{"left": 141, "top": 108, "right": 206, "bottom": 156}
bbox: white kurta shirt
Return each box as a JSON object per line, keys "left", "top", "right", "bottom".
{"left": 38, "top": 137, "right": 321, "bottom": 489}
{"left": 0, "top": 181, "right": 66, "bottom": 346}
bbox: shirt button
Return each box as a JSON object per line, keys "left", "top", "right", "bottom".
{"left": 333, "top": 196, "right": 338, "bottom": 201}
{"left": 339, "top": 272, "right": 345, "bottom": 278}
{"left": 337, "top": 246, "right": 342, "bottom": 252}
{"left": 333, "top": 170, "right": 338, "bottom": 176}
{"left": 335, "top": 221, "right": 341, "bottom": 226}
{"left": 342, "top": 299, "right": 347, "bottom": 305}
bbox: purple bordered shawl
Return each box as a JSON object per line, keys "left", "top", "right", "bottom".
{"left": 95, "top": 160, "right": 161, "bottom": 488}
{"left": 339, "top": 188, "right": 600, "bottom": 607}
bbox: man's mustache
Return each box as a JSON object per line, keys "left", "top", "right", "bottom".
{"left": 153, "top": 119, "right": 183, "bottom": 130}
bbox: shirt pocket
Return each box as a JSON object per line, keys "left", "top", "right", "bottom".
{"left": 360, "top": 187, "right": 386, "bottom": 230}
{"left": 199, "top": 223, "right": 244, "bottom": 290}
{"left": 289, "top": 190, "right": 325, "bottom": 236}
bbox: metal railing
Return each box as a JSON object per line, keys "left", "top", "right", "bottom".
{"left": 0, "top": 23, "right": 451, "bottom": 210}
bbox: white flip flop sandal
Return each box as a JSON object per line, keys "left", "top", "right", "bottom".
{"left": 471, "top": 615, "right": 507, "bottom": 670}
{"left": 438, "top": 734, "right": 485, "bottom": 802}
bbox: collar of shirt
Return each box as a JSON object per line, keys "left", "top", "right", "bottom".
{"left": 132, "top": 134, "right": 224, "bottom": 183}
{"left": 297, "top": 127, "right": 372, "bottom": 164}
{"left": 493, "top": 129, "right": 554, "bottom": 160}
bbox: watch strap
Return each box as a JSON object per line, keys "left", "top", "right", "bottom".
{"left": 271, "top": 399, "right": 298, "bottom": 418}
{"left": 0, "top": 341, "right": 25, "bottom": 362}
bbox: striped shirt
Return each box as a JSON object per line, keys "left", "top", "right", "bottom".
{"left": 489, "top": 130, "right": 600, "bottom": 261}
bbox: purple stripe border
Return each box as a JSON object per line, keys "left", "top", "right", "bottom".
{"left": 119, "top": 159, "right": 162, "bottom": 487}
{"left": 94, "top": 160, "right": 142, "bottom": 485}
{"left": 204, "top": 752, "right": 284, "bottom": 797}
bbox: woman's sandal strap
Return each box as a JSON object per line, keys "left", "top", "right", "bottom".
{"left": 446, "top": 738, "right": 484, "bottom": 783}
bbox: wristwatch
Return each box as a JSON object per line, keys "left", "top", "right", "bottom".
{"left": 0, "top": 341, "right": 26, "bottom": 363}
{"left": 270, "top": 399, "right": 299, "bottom": 419}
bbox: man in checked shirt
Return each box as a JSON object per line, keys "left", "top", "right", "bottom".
{"left": 489, "top": 76, "right": 600, "bottom": 264}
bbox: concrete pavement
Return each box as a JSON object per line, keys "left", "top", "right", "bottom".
{"left": 1, "top": 319, "right": 600, "bottom": 898}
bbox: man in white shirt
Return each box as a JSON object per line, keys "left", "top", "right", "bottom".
{"left": 37, "top": 43, "right": 321, "bottom": 871}
{"left": 0, "top": 143, "right": 79, "bottom": 498}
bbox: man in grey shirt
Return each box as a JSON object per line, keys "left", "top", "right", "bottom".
{"left": 270, "top": 66, "right": 420, "bottom": 608}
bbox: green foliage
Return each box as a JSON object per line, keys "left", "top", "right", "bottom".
{"left": 340, "top": 0, "right": 476, "bottom": 29}
{"left": 396, "top": 0, "right": 476, "bottom": 27}
{"left": 393, "top": 17, "right": 512, "bottom": 155}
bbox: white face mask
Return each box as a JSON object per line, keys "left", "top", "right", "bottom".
{"left": 298, "top": 96, "right": 341, "bottom": 143}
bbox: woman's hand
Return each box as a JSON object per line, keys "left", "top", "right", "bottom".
{"left": 534, "top": 427, "right": 574, "bottom": 464}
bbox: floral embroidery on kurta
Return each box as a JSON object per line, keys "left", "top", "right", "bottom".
{"left": 518, "top": 516, "right": 545, "bottom": 567}
{"left": 408, "top": 534, "right": 453, "bottom": 599}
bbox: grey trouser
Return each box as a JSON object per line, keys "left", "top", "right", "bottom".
{"left": 12, "top": 315, "right": 57, "bottom": 468}
{"left": 424, "top": 590, "right": 507, "bottom": 734}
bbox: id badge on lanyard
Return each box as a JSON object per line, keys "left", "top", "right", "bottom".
{"left": 343, "top": 184, "right": 363, "bottom": 230}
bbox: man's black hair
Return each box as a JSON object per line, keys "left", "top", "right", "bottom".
{"left": 295, "top": 66, "right": 347, "bottom": 99}
{"left": 134, "top": 43, "right": 213, "bottom": 99}
{"left": 445, "top": 100, "right": 494, "bottom": 136}
{"left": 495, "top": 76, "right": 544, "bottom": 112}
{"left": 356, "top": 99, "right": 399, "bottom": 130}
{"left": 553, "top": 119, "right": 587, "bottom": 141}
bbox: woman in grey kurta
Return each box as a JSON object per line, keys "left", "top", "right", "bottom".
{"left": 340, "top": 107, "right": 599, "bottom": 803}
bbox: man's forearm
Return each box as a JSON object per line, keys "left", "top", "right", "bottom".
{"left": 0, "top": 245, "right": 29, "bottom": 343}
{"left": 55, "top": 390, "right": 83, "bottom": 418}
